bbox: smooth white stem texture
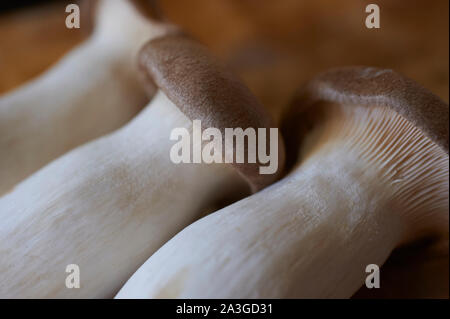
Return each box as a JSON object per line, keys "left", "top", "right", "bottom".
{"left": 116, "top": 149, "right": 404, "bottom": 298}
{"left": 0, "top": 91, "right": 246, "bottom": 298}
{"left": 116, "top": 105, "right": 448, "bottom": 299}
{"left": 0, "top": 0, "right": 170, "bottom": 195}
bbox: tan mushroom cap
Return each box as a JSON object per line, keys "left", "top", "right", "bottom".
{"left": 138, "top": 34, "right": 285, "bottom": 192}
{"left": 283, "top": 66, "right": 449, "bottom": 160}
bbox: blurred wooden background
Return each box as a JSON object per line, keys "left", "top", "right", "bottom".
{"left": 0, "top": 0, "right": 448, "bottom": 298}
{"left": 0, "top": 0, "right": 448, "bottom": 122}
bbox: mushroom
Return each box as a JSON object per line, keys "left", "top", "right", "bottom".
{"left": 0, "top": 32, "right": 284, "bottom": 298}
{"left": 115, "top": 66, "right": 448, "bottom": 299}
{"left": 0, "top": 0, "right": 177, "bottom": 195}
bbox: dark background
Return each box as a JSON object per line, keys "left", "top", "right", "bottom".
{"left": 0, "top": 0, "right": 60, "bottom": 13}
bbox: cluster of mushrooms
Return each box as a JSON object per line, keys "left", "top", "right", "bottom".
{"left": 0, "top": 0, "right": 448, "bottom": 298}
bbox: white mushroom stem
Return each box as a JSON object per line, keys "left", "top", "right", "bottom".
{"left": 0, "top": 0, "right": 173, "bottom": 195}
{"left": 116, "top": 104, "right": 448, "bottom": 298}
{"left": 0, "top": 91, "right": 249, "bottom": 298}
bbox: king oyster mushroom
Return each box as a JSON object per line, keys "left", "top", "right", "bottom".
{"left": 115, "top": 66, "right": 448, "bottom": 299}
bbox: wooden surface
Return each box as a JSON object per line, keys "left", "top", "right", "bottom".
{"left": 0, "top": 0, "right": 448, "bottom": 298}
{"left": 0, "top": 0, "right": 448, "bottom": 121}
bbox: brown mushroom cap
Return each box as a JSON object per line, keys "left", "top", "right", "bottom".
{"left": 283, "top": 66, "right": 449, "bottom": 165}
{"left": 138, "top": 34, "right": 285, "bottom": 192}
